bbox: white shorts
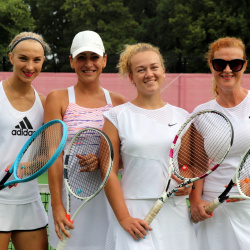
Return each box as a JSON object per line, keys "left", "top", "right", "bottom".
{"left": 0, "top": 200, "right": 48, "bottom": 232}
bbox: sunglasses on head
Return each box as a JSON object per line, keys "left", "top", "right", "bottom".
{"left": 211, "top": 58, "right": 245, "bottom": 72}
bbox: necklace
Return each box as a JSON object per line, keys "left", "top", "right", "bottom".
{"left": 6, "top": 79, "right": 32, "bottom": 99}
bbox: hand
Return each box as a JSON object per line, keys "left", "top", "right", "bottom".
{"left": 119, "top": 216, "right": 152, "bottom": 241}
{"left": 76, "top": 154, "right": 99, "bottom": 172}
{"left": 171, "top": 174, "right": 193, "bottom": 196}
{"left": 224, "top": 183, "right": 245, "bottom": 202}
{"left": 190, "top": 199, "right": 212, "bottom": 222}
{"left": 52, "top": 204, "right": 74, "bottom": 240}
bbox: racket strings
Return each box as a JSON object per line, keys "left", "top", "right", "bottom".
{"left": 172, "top": 112, "right": 232, "bottom": 179}
{"left": 67, "top": 130, "right": 110, "bottom": 199}
{"left": 238, "top": 154, "right": 250, "bottom": 197}
{"left": 17, "top": 123, "right": 64, "bottom": 179}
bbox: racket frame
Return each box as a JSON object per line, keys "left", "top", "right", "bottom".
{"left": 0, "top": 120, "right": 67, "bottom": 189}
{"left": 204, "top": 147, "right": 250, "bottom": 214}
{"left": 57, "top": 127, "right": 113, "bottom": 250}
{"left": 144, "top": 110, "right": 234, "bottom": 225}
{"left": 64, "top": 127, "right": 113, "bottom": 208}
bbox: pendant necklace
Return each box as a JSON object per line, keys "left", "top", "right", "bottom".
{"left": 6, "top": 79, "right": 32, "bottom": 99}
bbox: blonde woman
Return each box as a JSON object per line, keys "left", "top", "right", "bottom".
{"left": 0, "top": 32, "right": 50, "bottom": 250}
{"left": 189, "top": 37, "right": 250, "bottom": 250}
{"left": 103, "top": 43, "right": 197, "bottom": 250}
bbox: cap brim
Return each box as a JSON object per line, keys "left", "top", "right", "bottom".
{"left": 72, "top": 46, "right": 104, "bottom": 58}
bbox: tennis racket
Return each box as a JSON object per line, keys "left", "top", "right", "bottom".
{"left": 202, "top": 147, "right": 250, "bottom": 215}
{"left": 0, "top": 120, "right": 67, "bottom": 190}
{"left": 57, "top": 127, "right": 113, "bottom": 250}
{"left": 144, "top": 110, "right": 234, "bottom": 225}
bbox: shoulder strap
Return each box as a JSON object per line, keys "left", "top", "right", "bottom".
{"left": 68, "top": 86, "right": 75, "bottom": 103}
{"left": 102, "top": 88, "right": 112, "bottom": 105}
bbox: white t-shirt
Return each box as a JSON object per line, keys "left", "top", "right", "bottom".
{"left": 192, "top": 91, "right": 250, "bottom": 196}
{"left": 103, "top": 102, "right": 189, "bottom": 200}
{"left": 0, "top": 81, "right": 43, "bottom": 204}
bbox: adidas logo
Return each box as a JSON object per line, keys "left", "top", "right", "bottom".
{"left": 11, "top": 117, "right": 35, "bottom": 136}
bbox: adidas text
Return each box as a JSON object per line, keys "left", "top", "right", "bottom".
{"left": 12, "top": 129, "right": 35, "bottom": 136}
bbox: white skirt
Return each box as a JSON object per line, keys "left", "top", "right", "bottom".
{"left": 0, "top": 199, "right": 48, "bottom": 231}
{"left": 48, "top": 189, "right": 112, "bottom": 250}
{"left": 196, "top": 194, "right": 250, "bottom": 250}
{"left": 105, "top": 198, "right": 198, "bottom": 250}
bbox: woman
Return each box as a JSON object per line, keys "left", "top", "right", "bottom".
{"left": 102, "top": 43, "right": 198, "bottom": 250}
{"left": 0, "top": 32, "right": 50, "bottom": 249}
{"left": 189, "top": 37, "right": 250, "bottom": 249}
{"left": 44, "top": 30, "right": 126, "bottom": 250}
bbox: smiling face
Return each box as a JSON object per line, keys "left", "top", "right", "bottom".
{"left": 70, "top": 51, "right": 107, "bottom": 84}
{"left": 129, "top": 50, "right": 165, "bottom": 96}
{"left": 209, "top": 47, "right": 247, "bottom": 94}
{"left": 9, "top": 40, "right": 45, "bottom": 83}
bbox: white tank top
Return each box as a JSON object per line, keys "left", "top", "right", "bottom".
{"left": 0, "top": 81, "right": 44, "bottom": 204}
{"left": 192, "top": 91, "right": 250, "bottom": 196}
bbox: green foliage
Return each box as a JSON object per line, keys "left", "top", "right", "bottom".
{"left": 23, "top": 0, "right": 72, "bottom": 72}
{"left": 62, "top": 0, "right": 138, "bottom": 72}
{"left": 134, "top": 0, "right": 250, "bottom": 72}
{"left": 1, "top": 0, "right": 250, "bottom": 72}
{"left": 0, "top": 0, "right": 35, "bottom": 70}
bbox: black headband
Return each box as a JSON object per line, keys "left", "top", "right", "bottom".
{"left": 11, "top": 36, "right": 44, "bottom": 51}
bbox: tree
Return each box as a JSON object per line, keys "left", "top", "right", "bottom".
{"left": 0, "top": 0, "right": 35, "bottom": 71}
{"left": 62, "top": 0, "right": 139, "bottom": 72}
{"left": 130, "top": 0, "right": 250, "bottom": 73}
{"left": 24, "top": 0, "right": 72, "bottom": 72}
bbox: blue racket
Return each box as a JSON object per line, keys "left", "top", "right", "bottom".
{"left": 0, "top": 120, "right": 68, "bottom": 190}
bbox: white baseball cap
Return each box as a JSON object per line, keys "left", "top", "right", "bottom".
{"left": 70, "top": 30, "right": 105, "bottom": 58}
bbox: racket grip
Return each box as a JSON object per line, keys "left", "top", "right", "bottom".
{"left": 57, "top": 232, "right": 70, "bottom": 250}
{"left": 204, "top": 197, "right": 220, "bottom": 214}
{"left": 191, "top": 197, "right": 220, "bottom": 224}
{"left": 144, "top": 200, "right": 164, "bottom": 225}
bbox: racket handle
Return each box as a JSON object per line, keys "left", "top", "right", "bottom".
{"left": 144, "top": 199, "right": 164, "bottom": 225}
{"left": 204, "top": 197, "right": 220, "bottom": 214}
{"left": 191, "top": 197, "right": 220, "bottom": 224}
{"left": 56, "top": 231, "right": 70, "bottom": 250}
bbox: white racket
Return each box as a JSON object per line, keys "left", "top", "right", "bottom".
{"left": 144, "top": 110, "right": 234, "bottom": 225}
{"left": 202, "top": 147, "right": 250, "bottom": 215}
{"left": 57, "top": 127, "right": 113, "bottom": 250}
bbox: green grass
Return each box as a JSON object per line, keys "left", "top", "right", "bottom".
{"left": 38, "top": 172, "right": 49, "bottom": 184}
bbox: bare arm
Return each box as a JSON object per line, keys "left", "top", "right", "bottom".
{"left": 44, "top": 90, "right": 73, "bottom": 239}
{"left": 103, "top": 119, "right": 151, "bottom": 240}
{"left": 189, "top": 179, "right": 212, "bottom": 222}
{"left": 179, "top": 123, "right": 212, "bottom": 221}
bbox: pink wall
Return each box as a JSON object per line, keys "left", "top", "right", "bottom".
{"left": 1, "top": 72, "right": 250, "bottom": 113}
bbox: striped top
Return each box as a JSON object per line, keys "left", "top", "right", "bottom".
{"left": 63, "top": 86, "right": 113, "bottom": 150}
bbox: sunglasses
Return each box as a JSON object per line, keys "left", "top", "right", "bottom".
{"left": 211, "top": 58, "right": 245, "bottom": 72}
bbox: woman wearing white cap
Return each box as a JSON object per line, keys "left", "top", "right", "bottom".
{"left": 44, "top": 30, "right": 126, "bottom": 249}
